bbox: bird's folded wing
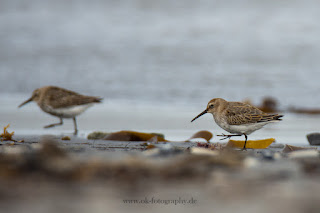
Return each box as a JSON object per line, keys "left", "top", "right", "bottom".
{"left": 45, "top": 89, "right": 101, "bottom": 108}
{"left": 225, "top": 103, "right": 267, "bottom": 125}
{"left": 226, "top": 112, "right": 280, "bottom": 125}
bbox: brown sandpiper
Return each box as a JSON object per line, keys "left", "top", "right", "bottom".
{"left": 191, "top": 98, "right": 283, "bottom": 150}
{"left": 19, "top": 86, "right": 102, "bottom": 135}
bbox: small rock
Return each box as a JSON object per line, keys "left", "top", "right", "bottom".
{"left": 287, "top": 150, "right": 319, "bottom": 159}
{"left": 143, "top": 143, "right": 183, "bottom": 157}
{"left": 1, "top": 145, "right": 31, "bottom": 155}
{"left": 39, "top": 140, "right": 67, "bottom": 158}
{"left": 61, "top": 136, "right": 71, "bottom": 140}
{"left": 190, "top": 147, "right": 219, "bottom": 156}
{"left": 269, "top": 143, "right": 285, "bottom": 149}
{"left": 307, "top": 133, "right": 320, "bottom": 145}
{"left": 260, "top": 149, "right": 275, "bottom": 160}
{"left": 273, "top": 152, "right": 282, "bottom": 160}
{"left": 283, "top": 144, "right": 317, "bottom": 153}
{"left": 143, "top": 148, "right": 160, "bottom": 157}
{"left": 243, "top": 157, "right": 260, "bottom": 168}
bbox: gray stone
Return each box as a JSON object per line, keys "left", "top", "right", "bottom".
{"left": 306, "top": 133, "right": 320, "bottom": 145}
{"left": 260, "top": 149, "right": 275, "bottom": 160}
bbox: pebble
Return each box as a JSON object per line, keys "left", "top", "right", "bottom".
{"left": 269, "top": 143, "right": 285, "bottom": 149}
{"left": 190, "top": 147, "right": 219, "bottom": 156}
{"left": 306, "top": 133, "right": 320, "bottom": 145}
{"left": 143, "top": 144, "right": 183, "bottom": 157}
{"left": 260, "top": 149, "right": 275, "bottom": 160}
{"left": 287, "top": 150, "right": 319, "bottom": 159}
{"left": 243, "top": 157, "right": 260, "bottom": 168}
{"left": 282, "top": 144, "right": 317, "bottom": 153}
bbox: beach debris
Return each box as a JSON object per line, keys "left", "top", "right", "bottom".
{"left": 190, "top": 147, "right": 219, "bottom": 156}
{"left": 143, "top": 144, "right": 183, "bottom": 157}
{"left": 87, "top": 131, "right": 166, "bottom": 141}
{"left": 306, "top": 133, "right": 320, "bottom": 146}
{"left": 273, "top": 152, "right": 282, "bottom": 160}
{"left": 244, "top": 97, "right": 279, "bottom": 113}
{"left": 185, "top": 130, "right": 213, "bottom": 142}
{"left": 0, "top": 124, "right": 15, "bottom": 142}
{"left": 39, "top": 140, "right": 68, "bottom": 158}
{"left": 258, "top": 97, "right": 279, "bottom": 113}
{"left": 87, "top": 131, "right": 109, "bottom": 140}
{"left": 146, "top": 144, "right": 156, "bottom": 149}
{"left": 147, "top": 136, "right": 160, "bottom": 143}
{"left": 282, "top": 144, "right": 317, "bottom": 153}
{"left": 243, "top": 157, "right": 260, "bottom": 168}
{"left": 103, "top": 130, "right": 167, "bottom": 142}
{"left": 269, "top": 143, "right": 285, "bottom": 149}
{"left": 61, "top": 136, "right": 71, "bottom": 140}
{"left": 140, "top": 142, "right": 157, "bottom": 150}
{"left": 259, "top": 149, "right": 276, "bottom": 160}
{"left": 288, "top": 107, "right": 320, "bottom": 114}
{"left": 287, "top": 150, "right": 319, "bottom": 159}
{"left": 196, "top": 142, "right": 224, "bottom": 150}
{"left": 226, "top": 138, "right": 275, "bottom": 149}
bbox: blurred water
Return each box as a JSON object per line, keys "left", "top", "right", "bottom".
{"left": 1, "top": 0, "right": 320, "bottom": 109}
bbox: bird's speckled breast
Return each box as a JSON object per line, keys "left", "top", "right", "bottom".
{"left": 213, "top": 114, "right": 233, "bottom": 133}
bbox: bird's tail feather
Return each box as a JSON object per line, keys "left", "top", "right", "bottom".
{"left": 258, "top": 114, "right": 283, "bottom": 123}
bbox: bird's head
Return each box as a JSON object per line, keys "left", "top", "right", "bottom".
{"left": 18, "top": 88, "right": 41, "bottom": 108}
{"left": 191, "top": 98, "right": 224, "bottom": 122}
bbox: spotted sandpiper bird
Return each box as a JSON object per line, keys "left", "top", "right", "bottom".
{"left": 19, "top": 86, "right": 102, "bottom": 135}
{"left": 191, "top": 98, "right": 283, "bottom": 150}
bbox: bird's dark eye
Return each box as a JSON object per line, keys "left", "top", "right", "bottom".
{"left": 209, "top": 104, "right": 214, "bottom": 108}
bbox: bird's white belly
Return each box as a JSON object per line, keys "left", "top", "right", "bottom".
{"left": 214, "top": 117, "right": 267, "bottom": 135}
{"left": 43, "top": 104, "right": 94, "bottom": 118}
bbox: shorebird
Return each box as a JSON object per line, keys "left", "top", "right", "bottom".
{"left": 18, "top": 86, "right": 102, "bottom": 135}
{"left": 191, "top": 98, "right": 283, "bottom": 150}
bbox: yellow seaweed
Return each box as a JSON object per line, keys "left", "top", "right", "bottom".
{"left": 0, "top": 124, "right": 15, "bottom": 141}
{"left": 61, "top": 136, "right": 71, "bottom": 141}
{"left": 104, "top": 131, "right": 167, "bottom": 142}
{"left": 226, "top": 138, "right": 275, "bottom": 149}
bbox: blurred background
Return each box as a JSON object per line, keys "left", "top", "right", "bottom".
{"left": 1, "top": 0, "right": 320, "bottom": 142}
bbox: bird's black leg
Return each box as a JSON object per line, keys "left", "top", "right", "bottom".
{"left": 44, "top": 118, "right": 63, "bottom": 128}
{"left": 241, "top": 134, "right": 248, "bottom": 151}
{"left": 217, "top": 133, "right": 243, "bottom": 140}
{"left": 73, "top": 117, "right": 78, "bottom": 135}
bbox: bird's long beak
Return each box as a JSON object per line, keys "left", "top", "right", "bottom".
{"left": 191, "top": 109, "right": 208, "bottom": 122}
{"left": 18, "top": 97, "right": 33, "bottom": 108}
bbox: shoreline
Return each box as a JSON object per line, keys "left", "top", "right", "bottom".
{"left": 0, "top": 134, "right": 320, "bottom": 213}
